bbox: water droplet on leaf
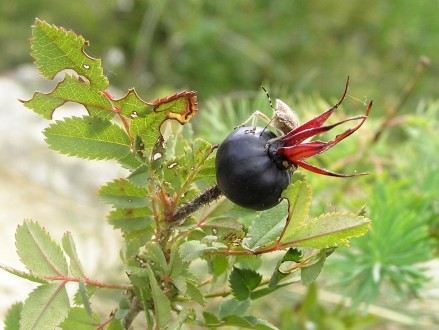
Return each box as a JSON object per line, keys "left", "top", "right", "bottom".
{"left": 153, "top": 152, "right": 162, "bottom": 160}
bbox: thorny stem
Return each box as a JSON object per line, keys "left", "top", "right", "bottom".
{"left": 372, "top": 56, "right": 430, "bottom": 143}
{"left": 172, "top": 185, "right": 222, "bottom": 226}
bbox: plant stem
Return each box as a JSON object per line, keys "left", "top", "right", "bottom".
{"left": 172, "top": 185, "right": 222, "bottom": 225}
{"left": 42, "top": 275, "right": 132, "bottom": 290}
{"left": 372, "top": 56, "right": 430, "bottom": 143}
{"left": 122, "top": 296, "right": 143, "bottom": 329}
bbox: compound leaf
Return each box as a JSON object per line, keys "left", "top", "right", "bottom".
{"left": 16, "top": 220, "right": 68, "bottom": 277}
{"left": 44, "top": 116, "right": 131, "bottom": 160}
{"left": 20, "top": 283, "right": 70, "bottom": 330}
{"left": 284, "top": 212, "right": 371, "bottom": 249}
{"left": 31, "top": 19, "right": 108, "bottom": 90}
{"left": 4, "top": 302, "right": 22, "bottom": 330}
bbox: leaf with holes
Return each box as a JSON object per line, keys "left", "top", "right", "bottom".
{"left": 22, "top": 75, "right": 113, "bottom": 120}
{"left": 44, "top": 116, "right": 131, "bottom": 161}
{"left": 31, "top": 19, "right": 108, "bottom": 90}
{"left": 15, "top": 220, "right": 68, "bottom": 277}
{"left": 116, "top": 90, "right": 198, "bottom": 148}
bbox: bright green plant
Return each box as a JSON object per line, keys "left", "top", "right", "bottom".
{"left": 1, "top": 19, "right": 372, "bottom": 329}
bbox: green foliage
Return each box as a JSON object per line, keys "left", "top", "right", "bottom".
{"left": 3, "top": 19, "right": 404, "bottom": 330}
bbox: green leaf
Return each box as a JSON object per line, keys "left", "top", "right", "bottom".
{"left": 78, "top": 281, "right": 93, "bottom": 318}
{"left": 44, "top": 116, "right": 131, "bottom": 161}
{"left": 107, "top": 207, "right": 153, "bottom": 237}
{"left": 203, "top": 311, "right": 221, "bottom": 326}
{"left": 146, "top": 264, "right": 171, "bottom": 329}
{"left": 4, "top": 302, "right": 22, "bottom": 330}
{"left": 283, "top": 212, "right": 371, "bottom": 249}
{"left": 301, "top": 249, "right": 333, "bottom": 286}
{"left": 222, "top": 315, "right": 254, "bottom": 328}
{"left": 229, "top": 267, "right": 263, "bottom": 301}
{"left": 0, "top": 264, "right": 48, "bottom": 284}
{"left": 31, "top": 19, "right": 108, "bottom": 90}
{"left": 107, "top": 319, "right": 124, "bottom": 330}
{"left": 22, "top": 75, "right": 114, "bottom": 120}
{"left": 269, "top": 248, "right": 303, "bottom": 289}
{"left": 244, "top": 201, "right": 288, "bottom": 249}
{"left": 62, "top": 232, "right": 85, "bottom": 278}
{"left": 219, "top": 298, "right": 250, "bottom": 319}
{"left": 142, "top": 242, "right": 168, "bottom": 273}
{"left": 179, "top": 240, "right": 218, "bottom": 262}
{"left": 59, "top": 307, "right": 100, "bottom": 330}
{"left": 279, "top": 180, "right": 312, "bottom": 244}
{"left": 73, "top": 285, "right": 97, "bottom": 307}
{"left": 15, "top": 220, "right": 68, "bottom": 277}
{"left": 99, "top": 178, "right": 149, "bottom": 208}
{"left": 20, "top": 283, "right": 70, "bottom": 330}
{"left": 185, "top": 280, "right": 206, "bottom": 306}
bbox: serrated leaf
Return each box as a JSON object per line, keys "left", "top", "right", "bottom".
{"left": 230, "top": 267, "right": 263, "bottom": 301}
{"left": 219, "top": 298, "right": 250, "bottom": 319}
{"left": 107, "top": 207, "right": 153, "bottom": 237}
{"left": 279, "top": 180, "right": 312, "bottom": 244}
{"left": 22, "top": 75, "right": 114, "bottom": 120}
{"left": 244, "top": 201, "right": 288, "bottom": 249}
{"left": 20, "top": 283, "right": 70, "bottom": 330}
{"left": 99, "top": 178, "right": 149, "bottom": 208}
{"left": 31, "top": 19, "right": 108, "bottom": 90}
{"left": 284, "top": 212, "right": 371, "bottom": 248}
{"left": 0, "top": 264, "right": 48, "bottom": 284}
{"left": 4, "top": 302, "right": 22, "bottom": 330}
{"left": 59, "top": 307, "right": 100, "bottom": 330}
{"left": 16, "top": 220, "right": 68, "bottom": 277}
{"left": 44, "top": 116, "right": 131, "bottom": 160}
{"left": 146, "top": 264, "right": 171, "bottom": 329}
{"left": 78, "top": 281, "right": 93, "bottom": 318}
{"left": 62, "top": 232, "right": 85, "bottom": 278}
{"left": 179, "top": 240, "right": 218, "bottom": 262}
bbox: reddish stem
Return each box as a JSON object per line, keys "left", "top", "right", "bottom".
{"left": 42, "top": 275, "right": 132, "bottom": 290}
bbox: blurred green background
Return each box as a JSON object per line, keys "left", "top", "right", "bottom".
{"left": 1, "top": 0, "right": 438, "bottom": 329}
{"left": 2, "top": 0, "right": 438, "bottom": 103}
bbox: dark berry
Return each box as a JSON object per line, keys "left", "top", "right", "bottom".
{"left": 215, "top": 127, "right": 291, "bottom": 211}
